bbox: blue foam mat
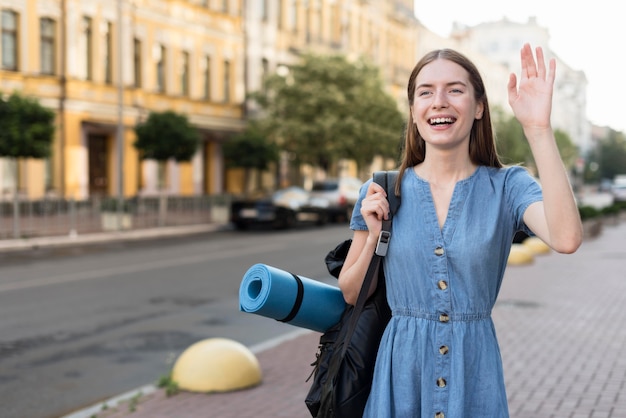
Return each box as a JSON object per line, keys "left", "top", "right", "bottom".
{"left": 239, "top": 263, "right": 346, "bottom": 333}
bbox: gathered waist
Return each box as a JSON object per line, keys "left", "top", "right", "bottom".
{"left": 392, "top": 308, "right": 491, "bottom": 322}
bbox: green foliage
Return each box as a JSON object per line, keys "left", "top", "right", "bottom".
{"left": 0, "top": 91, "right": 55, "bottom": 159}
{"left": 553, "top": 129, "right": 578, "bottom": 169}
{"left": 134, "top": 110, "right": 200, "bottom": 162}
{"left": 578, "top": 205, "right": 600, "bottom": 220}
{"left": 584, "top": 129, "right": 626, "bottom": 181}
{"left": 600, "top": 204, "right": 620, "bottom": 216}
{"left": 222, "top": 125, "right": 279, "bottom": 170}
{"left": 157, "top": 374, "right": 180, "bottom": 397}
{"left": 492, "top": 106, "right": 531, "bottom": 165}
{"left": 250, "top": 54, "right": 405, "bottom": 170}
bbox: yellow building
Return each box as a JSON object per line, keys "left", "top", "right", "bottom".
{"left": 0, "top": 0, "right": 245, "bottom": 200}
{"left": 0, "top": 0, "right": 422, "bottom": 200}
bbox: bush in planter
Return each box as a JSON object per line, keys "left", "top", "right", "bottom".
{"left": 600, "top": 204, "right": 620, "bottom": 216}
{"left": 578, "top": 205, "right": 600, "bottom": 221}
{"left": 578, "top": 205, "right": 603, "bottom": 239}
{"left": 100, "top": 198, "right": 136, "bottom": 231}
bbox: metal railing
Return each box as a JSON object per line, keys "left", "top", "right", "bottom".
{"left": 0, "top": 194, "right": 232, "bottom": 240}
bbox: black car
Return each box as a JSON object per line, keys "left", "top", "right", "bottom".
{"left": 230, "top": 187, "right": 329, "bottom": 230}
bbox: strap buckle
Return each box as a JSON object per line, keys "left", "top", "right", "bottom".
{"left": 375, "top": 230, "right": 391, "bottom": 256}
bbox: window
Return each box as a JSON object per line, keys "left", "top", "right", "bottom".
{"left": 180, "top": 51, "right": 190, "bottom": 96}
{"left": 156, "top": 44, "right": 166, "bottom": 93}
{"left": 133, "top": 38, "right": 142, "bottom": 87}
{"left": 223, "top": 60, "right": 230, "bottom": 103}
{"left": 1, "top": 9, "right": 18, "bottom": 71}
{"left": 104, "top": 21, "right": 113, "bottom": 84}
{"left": 40, "top": 17, "right": 55, "bottom": 75}
{"left": 204, "top": 56, "right": 211, "bottom": 101}
{"left": 80, "top": 16, "right": 93, "bottom": 80}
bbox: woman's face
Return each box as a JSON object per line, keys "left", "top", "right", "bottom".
{"left": 411, "top": 58, "right": 484, "bottom": 151}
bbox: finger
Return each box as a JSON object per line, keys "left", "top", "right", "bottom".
{"left": 366, "top": 182, "right": 386, "bottom": 197}
{"left": 535, "top": 46, "right": 546, "bottom": 79}
{"left": 507, "top": 73, "right": 517, "bottom": 103}
{"left": 547, "top": 58, "right": 556, "bottom": 87}
{"left": 521, "top": 43, "right": 537, "bottom": 78}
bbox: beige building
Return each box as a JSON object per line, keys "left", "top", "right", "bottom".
{"left": 0, "top": 0, "right": 246, "bottom": 200}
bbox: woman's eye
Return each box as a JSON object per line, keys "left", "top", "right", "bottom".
{"left": 418, "top": 90, "right": 431, "bottom": 97}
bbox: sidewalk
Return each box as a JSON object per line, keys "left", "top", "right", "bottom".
{"left": 54, "top": 220, "right": 626, "bottom": 418}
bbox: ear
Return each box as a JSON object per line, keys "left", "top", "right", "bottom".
{"left": 475, "top": 102, "right": 484, "bottom": 120}
{"left": 410, "top": 106, "right": 418, "bottom": 126}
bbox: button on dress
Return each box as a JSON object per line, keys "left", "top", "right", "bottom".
{"left": 350, "top": 166, "right": 543, "bottom": 418}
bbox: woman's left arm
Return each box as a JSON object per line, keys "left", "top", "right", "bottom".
{"left": 508, "top": 43, "right": 583, "bottom": 253}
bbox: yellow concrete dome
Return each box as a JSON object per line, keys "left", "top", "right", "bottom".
{"left": 522, "top": 236, "right": 551, "bottom": 255}
{"left": 171, "top": 338, "right": 262, "bottom": 393}
{"left": 508, "top": 243, "right": 535, "bottom": 266}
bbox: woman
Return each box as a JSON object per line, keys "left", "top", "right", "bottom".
{"left": 338, "top": 44, "right": 583, "bottom": 417}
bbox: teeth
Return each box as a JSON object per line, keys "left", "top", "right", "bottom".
{"left": 430, "top": 117, "right": 454, "bottom": 124}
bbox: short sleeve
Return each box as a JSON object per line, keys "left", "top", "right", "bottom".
{"left": 504, "top": 166, "right": 543, "bottom": 234}
{"left": 349, "top": 179, "right": 372, "bottom": 231}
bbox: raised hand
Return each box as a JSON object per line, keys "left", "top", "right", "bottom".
{"left": 507, "top": 43, "right": 555, "bottom": 132}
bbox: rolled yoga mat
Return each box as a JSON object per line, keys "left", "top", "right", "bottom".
{"left": 239, "top": 263, "right": 346, "bottom": 333}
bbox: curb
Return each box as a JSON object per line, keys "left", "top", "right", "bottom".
{"left": 0, "top": 223, "right": 229, "bottom": 253}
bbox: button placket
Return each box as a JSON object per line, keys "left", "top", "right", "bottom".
{"left": 432, "top": 241, "right": 451, "bottom": 416}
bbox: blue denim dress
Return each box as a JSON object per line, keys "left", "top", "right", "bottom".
{"left": 351, "top": 166, "right": 543, "bottom": 418}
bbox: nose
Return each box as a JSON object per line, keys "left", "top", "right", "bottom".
{"left": 432, "top": 90, "right": 448, "bottom": 108}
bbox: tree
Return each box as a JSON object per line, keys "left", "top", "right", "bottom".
{"left": 493, "top": 106, "right": 531, "bottom": 165}
{"left": 0, "top": 91, "right": 55, "bottom": 238}
{"left": 222, "top": 125, "right": 279, "bottom": 193}
{"left": 0, "top": 91, "right": 55, "bottom": 159}
{"left": 133, "top": 110, "right": 200, "bottom": 189}
{"left": 584, "top": 129, "right": 626, "bottom": 182}
{"left": 250, "top": 54, "right": 405, "bottom": 175}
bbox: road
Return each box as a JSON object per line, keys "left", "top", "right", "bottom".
{"left": 0, "top": 224, "right": 350, "bottom": 418}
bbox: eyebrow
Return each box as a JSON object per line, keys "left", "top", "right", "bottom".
{"left": 416, "top": 80, "right": 468, "bottom": 89}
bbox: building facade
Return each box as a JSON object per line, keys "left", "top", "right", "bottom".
{"left": 0, "top": 0, "right": 246, "bottom": 200}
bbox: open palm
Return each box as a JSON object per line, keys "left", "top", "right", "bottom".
{"left": 507, "top": 43, "right": 555, "bottom": 131}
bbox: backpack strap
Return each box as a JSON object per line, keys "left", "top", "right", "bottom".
{"left": 339, "top": 170, "right": 400, "bottom": 356}
{"left": 373, "top": 170, "right": 400, "bottom": 217}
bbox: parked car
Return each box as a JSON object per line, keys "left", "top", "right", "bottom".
{"left": 611, "top": 183, "right": 626, "bottom": 202}
{"left": 309, "top": 177, "right": 363, "bottom": 222}
{"left": 230, "top": 186, "right": 329, "bottom": 230}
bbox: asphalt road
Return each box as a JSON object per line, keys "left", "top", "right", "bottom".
{"left": 0, "top": 224, "right": 350, "bottom": 418}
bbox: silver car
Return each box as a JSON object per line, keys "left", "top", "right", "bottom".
{"left": 309, "top": 177, "right": 363, "bottom": 222}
